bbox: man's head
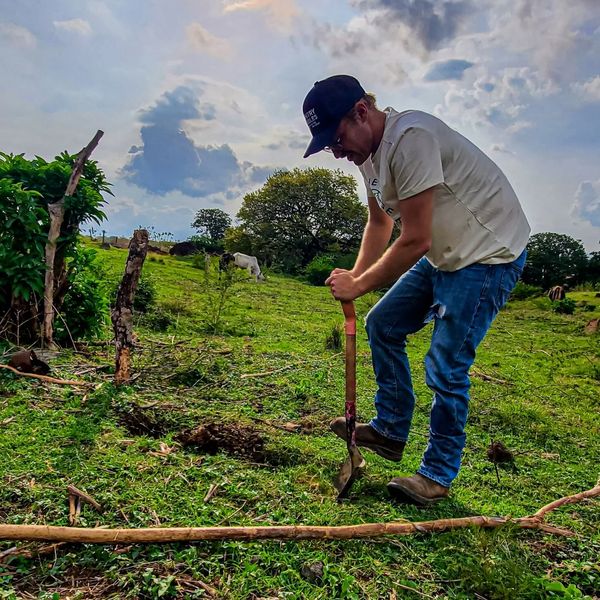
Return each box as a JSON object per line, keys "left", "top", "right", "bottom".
{"left": 302, "top": 75, "right": 382, "bottom": 165}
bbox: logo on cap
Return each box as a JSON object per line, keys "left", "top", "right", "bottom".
{"left": 304, "top": 108, "right": 319, "bottom": 130}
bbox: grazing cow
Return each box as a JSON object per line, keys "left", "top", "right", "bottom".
{"left": 229, "top": 252, "right": 265, "bottom": 281}
{"left": 547, "top": 285, "right": 567, "bottom": 301}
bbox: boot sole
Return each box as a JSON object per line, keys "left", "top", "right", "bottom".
{"left": 386, "top": 481, "right": 447, "bottom": 506}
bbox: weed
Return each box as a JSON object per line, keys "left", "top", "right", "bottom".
{"left": 325, "top": 322, "right": 343, "bottom": 350}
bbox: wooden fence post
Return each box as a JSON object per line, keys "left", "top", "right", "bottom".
{"left": 111, "top": 229, "right": 149, "bottom": 385}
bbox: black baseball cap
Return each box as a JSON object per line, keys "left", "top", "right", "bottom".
{"left": 302, "top": 75, "right": 366, "bottom": 158}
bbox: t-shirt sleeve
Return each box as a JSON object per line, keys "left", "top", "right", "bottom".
{"left": 390, "top": 127, "right": 444, "bottom": 201}
{"left": 358, "top": 161, "right": 376, "bottom": 199}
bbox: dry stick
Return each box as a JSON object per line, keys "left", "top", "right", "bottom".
{"left": 203, "top": 484, "right": 220, "bottom": 504}
{"left": 0, "top": 483, "right": 598, "bottom": 543}
{"left": 67, "top": 485, "right": 102, "bottom": 512}
{"left": 0, "top": 543, "right": 67, "bottom": 562}
{"left": 469, "top": 368, "right": 510, "bottom": 386}
{"left": 0, "top": 364, "right": 92, "bottom": 386}
{"left": 68, "top": 494, "right": 78, "bottom": 526}
{"left": 42, "top": 130, "right": 104, "bottom": 348}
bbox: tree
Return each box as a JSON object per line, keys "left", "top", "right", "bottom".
{"left": 587, "top": 251, "right": 600, "bottom": 283}
{"left": 230, "top": 168, "right": 367, "bottom": 273}
{"left": 192, "top": 208, "right": 232, "bottom": 241}
{"left": 522, "top": 232, "right": 589, "bottom": 289}
{"left": 0, "top": 151, "right": 110, "bottom": 343}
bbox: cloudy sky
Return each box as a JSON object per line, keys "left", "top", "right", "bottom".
{"left": 1, "top": 0, "right": 599, "bottom": 250}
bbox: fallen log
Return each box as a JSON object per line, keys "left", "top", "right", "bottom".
{"left": 0, "top": 483, "right": 597, "bottom": 544}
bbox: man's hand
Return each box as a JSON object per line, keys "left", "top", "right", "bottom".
{"left": 325, "top": 268, "right": 363, "bottom": 301}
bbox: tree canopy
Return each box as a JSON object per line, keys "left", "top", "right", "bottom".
{"left": 522, "top": 232, "right": 589, "bottom": 289}
{"left": 192, "top": 208, "right": 232, "bottom": 241}
{"left": 226, "top": 168, "right": 367, "bottom": 273}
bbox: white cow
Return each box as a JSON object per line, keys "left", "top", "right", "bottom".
{"left": 233, "top": 252, "right": 265, "bottom": 282}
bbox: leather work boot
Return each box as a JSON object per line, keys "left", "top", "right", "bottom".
{"left": 330, "top": 417, "right": 405, "bottom": 462}
{"left": 387, "top": 473, "right": 449, "bottom": 506}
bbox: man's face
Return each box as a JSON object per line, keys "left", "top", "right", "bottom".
{"left": 326, "top": 115, "right": 372, "bottom": 166}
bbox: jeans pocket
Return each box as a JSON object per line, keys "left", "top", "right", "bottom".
{"left": 496, "top": 264, "right": 521, "bottom": 309}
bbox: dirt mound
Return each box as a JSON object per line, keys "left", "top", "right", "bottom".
{"left": 176, "top": 422, "right": 266, "bottom": 461}
{"left": 117, "top": 405, "right": 171, "bottom": 438}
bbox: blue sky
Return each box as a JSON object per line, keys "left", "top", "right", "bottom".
{"left": 1, "top": 0, "right": 599, "bottom": 251}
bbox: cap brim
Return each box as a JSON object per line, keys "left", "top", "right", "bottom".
{"left": 303, "top": 124, "right": 339, "bottom": 158}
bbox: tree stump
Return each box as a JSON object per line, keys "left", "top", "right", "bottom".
{"left": 111, "top": 229, "right": 149, "bottom": 385}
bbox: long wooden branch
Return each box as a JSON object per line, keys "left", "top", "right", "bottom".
{"left": 0, "top": 363, "right": 92, "bottom": 386}
{"left": 0, "top": 483, "right": 597, "bottom": 544}
{"left": 42, "top": 130, "right": 104, "bottom": 347}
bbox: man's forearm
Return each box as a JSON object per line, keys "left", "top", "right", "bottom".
{"left": 355, "top": 236, "right": 429, "bottom": 294}
{"left": 352, "top": 220, "right": 394, "bottom": 276}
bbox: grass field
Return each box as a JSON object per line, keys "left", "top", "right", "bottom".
{"left": 1, "top": 243, "right": 599, "bottom": 599}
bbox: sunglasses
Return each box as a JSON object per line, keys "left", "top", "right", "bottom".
{"left": 323, "top": 135, "right": 343, "bottom": 153}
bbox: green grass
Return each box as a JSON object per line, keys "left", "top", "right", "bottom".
{"left": 1, "top": 243, "right": 599, "bottom": 599}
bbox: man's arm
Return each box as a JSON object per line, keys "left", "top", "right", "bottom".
{"left": 351, "top": 196, "right": 395, "bottom": 276}
{"left": 327, "top": 187, "right": 433, "bottom": 300}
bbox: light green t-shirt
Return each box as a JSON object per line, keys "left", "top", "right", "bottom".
{"left": 359, "top": 108, "right": 531, "bottom": 271}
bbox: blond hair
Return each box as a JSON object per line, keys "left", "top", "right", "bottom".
{"left": 344, "top": 92, "right": 378, "bottom": 121}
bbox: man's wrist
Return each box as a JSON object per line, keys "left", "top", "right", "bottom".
{"left": 354, "top": 273, "right": 373, "bottom": 296}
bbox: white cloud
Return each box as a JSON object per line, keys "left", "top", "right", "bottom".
{"left": 572, "top": 76, "right": 600, "bottom": 103}
{"left": 572, "top": 179, "right": 600, "bottom": 228}
{"left": 434, "top": 66, "right": 558, "bottom": 132}
{"left": 222, "top": 0, "right": 300, "bottom": 32}
{"left": 186, "top": 23, "right": 233, "bottom": 59}
{"left": 0, "top": 22, "right": 36, "bottom": 48}
{"left": 87, "top": 1, "right": 127, "bottom": 38}
{"left": 480, "top": 0, "right": 598, "bottom": 81}
{"left": 53, "top": 18, "right": 93, "bottom": 36}
{"left": 490, "top": 143, "right": 514, "bottom": 155}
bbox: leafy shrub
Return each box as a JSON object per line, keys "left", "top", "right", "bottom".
{"left": 305, "top": 254, "right": 335, "bottom": 286}
{"left": 140, "top": 307, "right": 174, "bottom": 332}
{"left": 510, "top": 280, "right": 543, "bottom": 300}
{"left": 0, "top": 150, "right": 110, "bottom": 342}
{"left": 160, "top": 298, "right": 193, "bottom": 317}
{"left": 573, "top": 282, "right": 600, "bottom": 292}
{"left": 187, "top": 234, "right": 224, "bottom": 254}
{"left": 132, "top": 276, "right": 157, "bottom": 313}
{"left": 191, "top": 253, "right": 208, "bottom": 270}
{"left": 304, "top": 253, "right": 357, "bottom": 286}
{"left": 55, "top": 247, "right": 110, "bottom": 342}
{"left": 552, "top": 298, "right": 576, "bottom": 315}
{"left": 194, "top": 255, "right": 244, "bottom": 334}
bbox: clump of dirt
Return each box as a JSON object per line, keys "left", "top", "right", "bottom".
{"left": 176, "top": 422, "right": 266, "bottom": 461}
{"left": 117, "top": 405, "right": 172, "bottom": 438}
{"left": 486, "top": 440, "right": 514, "bottom": 464}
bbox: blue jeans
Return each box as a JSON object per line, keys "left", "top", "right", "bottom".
{"left": 364, "top": 250, "right": 526, "bottom": 488}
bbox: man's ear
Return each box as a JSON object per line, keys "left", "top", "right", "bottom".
{"left": 355, "top": 100, "right": 369, "bottom": 122}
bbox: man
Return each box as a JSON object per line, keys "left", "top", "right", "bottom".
{"left": 302, "top": 75, "right": 530, "bottom": 505}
